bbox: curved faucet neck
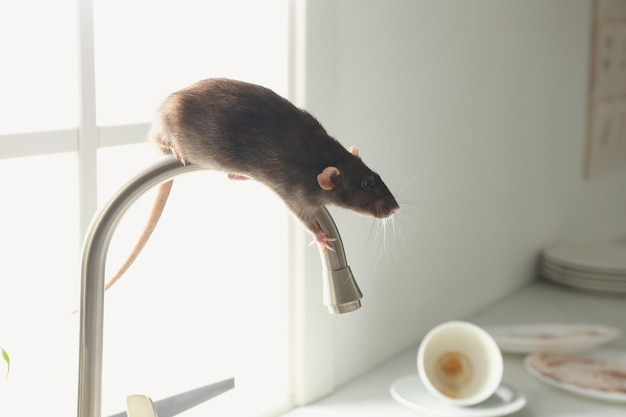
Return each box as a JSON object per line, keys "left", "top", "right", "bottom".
{"left": 77, "top": 155, "right": 361, "bottom": 417}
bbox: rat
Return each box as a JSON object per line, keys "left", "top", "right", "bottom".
{"left": 104, "top": 78, "right": 399, "bottom": 291}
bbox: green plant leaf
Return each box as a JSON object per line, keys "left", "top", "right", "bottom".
{"left": 1, "top": 347, "right": 9, "bottom": 377}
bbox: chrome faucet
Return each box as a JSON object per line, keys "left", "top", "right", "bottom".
{"left": 76, "top": 155, "right": 362, "bottom": 417}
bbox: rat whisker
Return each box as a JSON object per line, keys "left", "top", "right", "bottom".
{"left": 375, "top": 216, "right": 400, "bottom": 264}
{"left": 396, "top": 208, "right": 419, "bottom": 233}
{"left": 377, "top": 219, "right": 387, "bottom": 253}
{"left": 384, "top": 139, "right": 390, "bottom": 165}
{"left": 391, "top": 215, "right": 407, "bottom": 250}
{"left": 396, "top": 158, "right": 436, "bottom": 197}
{"left": 364, "top": 216, "right": 379, "bottom": 251}
{"left": 375, "top": 218, "right": 391, "bottom": 266}
{"left": 365, "top": 218, "right": 394, "bottom": 273}
{"left": 396, "top": 173, "right": 419, "bottom": 197}
{"left": 396, "top": 199, "right": 422, "bottom": 211}
{"left": 366, "top": 219, "right": 382, "bottom": 270}
{"left": 415, "top": 159, "right": 436, "bottom": 184}
{"left": 390, "top": 213, "right": 407, "bottom": 253}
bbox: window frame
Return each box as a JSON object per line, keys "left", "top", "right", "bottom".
{"left": 0, "top": 0, "right": 339, "bottom": 414}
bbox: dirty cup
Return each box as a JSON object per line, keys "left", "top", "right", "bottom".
{"left": 417, "top": 321, "right": 503, "bottom": 406}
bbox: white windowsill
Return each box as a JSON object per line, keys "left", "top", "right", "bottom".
{"left": 282, "top": 281, "right": 626, "bottom": 416}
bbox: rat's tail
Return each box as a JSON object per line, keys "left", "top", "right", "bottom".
{"left": 104, "top": 179, "right": 174, "bottom": 291}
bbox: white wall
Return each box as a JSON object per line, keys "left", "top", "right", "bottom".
{"left": 303, "top": 0, "right": 626, "bottom": 387}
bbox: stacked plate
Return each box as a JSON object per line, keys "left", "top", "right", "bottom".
{"left": 539, "top": 242, "right": 626, "bottom": 294}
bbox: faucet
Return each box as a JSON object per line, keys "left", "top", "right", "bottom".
{"left": 76, "top": 155, "right": 362, "bottom": 417}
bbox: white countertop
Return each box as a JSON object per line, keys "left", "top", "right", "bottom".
{"left": 283, "top": 281, "right": 626, "bottom": 416}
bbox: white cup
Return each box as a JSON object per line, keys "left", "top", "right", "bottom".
{"left": 417, "top": 321, "right": 503, "bottom": 406}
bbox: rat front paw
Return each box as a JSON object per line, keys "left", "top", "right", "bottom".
{"left": 227, "top": 173, "right": 250, "bottom": 180}
{"left": 310, "top": 230, "right": 337, "bottom": 253}
{"left": 169, "top": 148, "right": 189, "bottom": 165}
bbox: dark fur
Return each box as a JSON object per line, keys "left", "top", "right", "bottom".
{"left": 152, "top": 78, "right": 399, "bottom": 235}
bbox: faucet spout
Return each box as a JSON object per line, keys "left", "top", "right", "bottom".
{"left": 315, "top": 209, "right": 363, "bottom": 314}
{"left": 76, "top": 155, "right": 362, "bottom": 417}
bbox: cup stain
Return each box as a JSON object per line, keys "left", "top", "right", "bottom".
{"left": 435, "top": 352, "right": 473, "bottom": 398}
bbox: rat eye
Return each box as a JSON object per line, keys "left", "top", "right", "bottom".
{"left": 362, "top": 177, "right": 376, "bottom": 190}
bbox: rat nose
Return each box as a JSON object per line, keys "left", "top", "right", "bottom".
{"left": 377, "top": 201, "right": 400, "bottom": 218}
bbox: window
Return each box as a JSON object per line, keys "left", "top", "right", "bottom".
{"left": 0, "top": 1, "right": 290, "bottom": 416}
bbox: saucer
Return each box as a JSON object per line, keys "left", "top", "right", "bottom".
{"left": 390, "top": 375, "right": 526, "bottom": 416}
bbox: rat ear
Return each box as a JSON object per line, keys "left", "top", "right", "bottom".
{"left": 317, "top": 166, "right": 341, "bottom": 190}
{"left": 348, "top": 146, "right": 360, "bottom": 158}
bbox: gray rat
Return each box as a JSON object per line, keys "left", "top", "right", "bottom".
{"left": 105, "top": 78, "right": 399, "bottom": 291}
